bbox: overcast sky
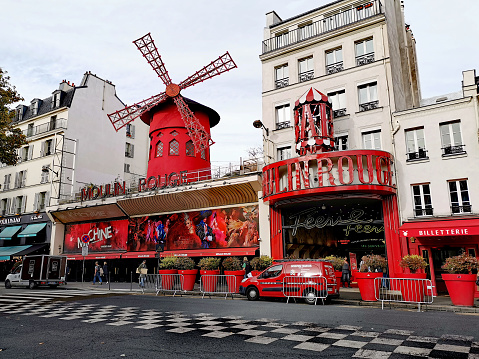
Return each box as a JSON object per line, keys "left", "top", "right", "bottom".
{"left": 2, "top": 0, "right": 478, "bottom": 167}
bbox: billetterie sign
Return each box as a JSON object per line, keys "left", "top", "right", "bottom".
{"left": 80, "top": 170, "right": 188, "bottom": 201}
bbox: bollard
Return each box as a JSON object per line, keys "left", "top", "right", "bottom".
{"left": 130, "top": 271, "right": 133, "bottom": 292}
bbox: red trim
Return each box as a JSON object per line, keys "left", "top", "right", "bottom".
{"left": 159, "top": 247, "right": 258, "bottom": 257}
{"left": 399, "top": 218, "right": 479, "bottom": 237}
{"left": 121, "top": 251, "right": 158, "bottom": 259}
{"left": 66, "top": 252, "right": 124, "bottom": 260}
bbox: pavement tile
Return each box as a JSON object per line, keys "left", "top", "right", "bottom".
{"left": 133, "top": 324, "right": 163, "bottom": 329}
{"left": 294, "top": 342, "right": 330, "bottom": 352}
{"left": 333, "top": 339, "right": 368, "bottom": 349}
{"left": 201, "top": 331, "right": 233, "bottom": 338}
{"left": 166, "top": 327, "right": 196, "bottom": 334}
{"left": 317, "top": 332, "right": 347, "bottom": 340}
{"left": 393, "top": 345, "right": 432, "bottom": 356}
{"left": 245, "top": 336, "right": 278, "bottom": 345}
{"left": 281, "top": 334, "right": 315, "bottom": 342}
{"left": 353, "top": 349, "right": 392, "bottom": 358}
{"left": 433, "top": 344, "right": 470, "bottom": 353}
{"left": 236, "top": 329, "right": 267, "bottom": 336}
{"left": 428, "top": 350, "right": 469, "bottom": 359}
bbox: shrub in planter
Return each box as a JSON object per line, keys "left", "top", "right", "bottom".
{"left": 357, "top": 255, "right": 387, "bottom": 302}
{"left": 198, "top": 257, "right": 221, "bottom": 271}
{"left": 222, "top": 257, "right": 244, "bottom": 293}
{"left": 222, "top": 257, "right": 242, "bottom": 271}
{"left": 325, "top": 255, "right": 344, "bottom": 291}
{"left": 198, "top": 257, "right": 221, "bottom": 292}
{"left": 159, "top": 256, "right": 177, "bottom": 290}
{"left": 250, "top": 255, "right": 273, "bottom": 274}
{"left": 159, "top": 256, "right": 177, "bottom": 270}
{"left": 441, "top": 253, "right": 479, "bottom": 307}
{"left": 359, "top": 255, "right": 387, "bottom": 273}
{"left": 175, "top": 257, "right": 197, "bottom": 291}
{"left": 399, "top": 255, "right": 427, "bottom": 274}
{"left": 398, "top": 255, "right": 428, "bottom": 302}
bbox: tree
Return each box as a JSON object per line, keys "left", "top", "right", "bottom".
{"left": 0, "top": 68, "right": 27, "bottom": 165}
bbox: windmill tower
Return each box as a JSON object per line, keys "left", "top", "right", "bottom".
{"left": 108, "top": 33, "right": 237, "bottom": 180}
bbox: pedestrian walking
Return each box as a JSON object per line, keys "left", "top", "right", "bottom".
{"left": 341, "top": 258, "right": 350, "bottom": 288}
{"left": 93, "top": 261, "right": 102, "bottom": 285}
{"left": 243, "top": 257, "right": 252, "bottom": 278}
{"left": 137, "top": 260, "right": 147, "bottom": 288}
{"left": 102, "top": 261, "right": 109, "bottom": 283}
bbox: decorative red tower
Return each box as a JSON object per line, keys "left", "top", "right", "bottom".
{"left": 108, "top": 33, "right": 237, "bottom": 180}
{"left": 294, "top": 87, "right": 335, "bottom": 155}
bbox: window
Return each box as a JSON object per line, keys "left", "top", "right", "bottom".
{"left": 201, "top": 149, "right": 206, "bottom": 160}
{"left": 20, "top": 145, "right": 33, "bottom": 162}
{"left": 126, "top": 124, "right": 135, "bottom": 138}
{"left": 334, "top": 135, "right": 348, "bottom": 151}
{"left": 34, "top": 192, "right": 48, "bottom": 212}
{"left": 49, "top": 116, "right": 57, "bottom": 131}
{"left": 3, "top": 174, "right": 11, "bottom": 190}
{"left": 298, "top": 57, "right": 314, "bottom": 82}
{"left": 412, "top": 184, "right": 433, "bottom": 216}
{"left": 14, "top": 170, "right": 27, "bottom": 188}
{"left": 277, "top": 146, "right": 291, "bottom": 161}
{"left": 41, "top": 139, "right": 53, "bottom": 156}
{"left": 41, "top": 166, "right": 50, "bottom": 184}
{"left": 16, "top": 108, "right": 23, "bottom": 121}
{"left": 362, "top": 130, "right": 381, "bottom": 150}
{"left": 328, "top": 90, "right": 346, "bottom": 118}
{"left": 185, "top": 140, "right": 195, "bottom": 157}
{"left": 52, "top": 91, "right": 61, "bottom": 108}
{"left": 125, "top": 143, "right": 134, "bottom": 158}
{"left": 275, "top": 64, "right": 289, "bottom": 89}
{"left": 169, "top": 139, "right": 179, "bottom": 156}
{"left": 275, "top": 31, "right": 289, "bottom": 49}
{"left": 0, "top": 198, "right": 9, "bottom": 215}
{"left": 14, "top": 195, "right": 26, "bottom": 214}
{"left": 261, "top": 264, "right": 283, "bottom": 278}
{"left": 155, "top": 141, "right": 163, "bottom": 157}
{"left": 170, "top": 130, "right": 179, "bottom": 137}
{"left": 31, "top": 100, "right": 39, "bottom": 116}
{"left": 298, "top": 23, "right": 313, "bottom": 40}
{"left": 355, "top": 38, "right": 374, "bottom": 66}
{"left": 440, "top": 121, "right": 465, "bottom": 155}
{"left": 275, "top": 104, "right": 291, "bottom": 130}
{"left": 405, "top": 128, "right": 427, "bottom": 160}
{"left": 449, "top": 180, "right": 471, "bottom": 214}
{"left": 27, "top": 123, "right": 34, "bottom": 137}
{"left": 124, "top": 163, "right": 130, "bottom": 173}
{"left": 326, "top": 48, "right": 343, "bottom": 74}
{"left": 358, "top": 82, "right": 378, "bottom": 111}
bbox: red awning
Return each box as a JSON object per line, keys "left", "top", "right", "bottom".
{"left": 121, "top": 251, "right": 158, "bottom": 259}
{"left": 66, "top": 252, "right": 124, "bottom": 260}
{"left": 159, "top": 247, "right": 259, "bottom": 258}
{"left": 399, "top": 219, "right": 479, "bottom": 237}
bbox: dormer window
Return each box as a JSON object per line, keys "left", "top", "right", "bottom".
{"left": 31, "top": 99, "right": 41, "bottom": 116}
{"left": 51, "top": 91, "right": 62, "bottom": 109}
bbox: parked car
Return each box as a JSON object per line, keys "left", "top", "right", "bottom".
{"left": 5, "top": 255, "right": 67, "bottom": 289}
{"left": 239, "top": 259, "right": 339, "bottom": 304}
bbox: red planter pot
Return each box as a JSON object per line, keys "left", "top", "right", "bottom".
{"left": 178, "top": 269, "right": 198, "bottom": 291}
{"left": 356, "top": 272, "right": 383, "bottom": 301}
{"left": 399, "top": 273, "right": 427, "bottom": 302}
{"left": 159, "top": 269, "right": 178, "bottom": 290}
{"left": 200, "top": 269, "right": 220, "bottom": 292}
{"left": 224, "top": 270, "right": 245, "bottom": 293}
{"left": 335, "top": 271, "right": 342, "bottom": 292}
{"left": 442, "top": 273, "right": 477, "bottom": 307}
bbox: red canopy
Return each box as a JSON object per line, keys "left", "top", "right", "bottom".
{"left": 399, "top": 218, "right": 479, "bottom": 237}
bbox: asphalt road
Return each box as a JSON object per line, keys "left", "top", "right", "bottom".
{"left": 0, "top": 289, "right": 478, "bottom": 358}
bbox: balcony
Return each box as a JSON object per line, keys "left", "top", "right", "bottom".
{"left": 262, "top": 1, "right": 383, "bottom": 54}
{"left": 407, "top": 149, "right": 428, "bottom": 161}
{"left": 298, "top": 70, "right": 314, "bottom": 83}
{"left": 276, "top": 121, "right": 291, "bottom": 130}
{"left": 23, "top": 118, "right": 67, "bottom": 138}
{"left": 275, "top": 78, "right": 289, "bottom": 89}
{"left": 326, "top": 62, "right": 344, "bottom": 75}
{"left": 451, "top": 204, "right": 472, "bottom": 214}
{"left": 333, "top": 108, "right": 347, "bottom": 118}
{"left": 356, "top": 52, "right": 375, "bottom": 66}
{"left": 359, "top": 100, "right": 379, "bottom": 112}
{"left": 414, "top": 207, "right": 433, "bottom": 217}
{"left": 442, "top": 144, "right": 466, "bottom": 156}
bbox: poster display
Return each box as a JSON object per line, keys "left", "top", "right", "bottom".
{"left": 64, "top": 220, "right": 128, "bottom": 253}
{"left": 127, "top": 205, "right": 259, "bottom": 252}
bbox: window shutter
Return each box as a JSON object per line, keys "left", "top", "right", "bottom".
{"left": 131, "top": 125, "right": 135, "bottom": 139}
{"left": 22, "top": 195, "right": 27, "bottom": 213}
{"left": 45, "top": 191, "right": 50, "bottom": 208}
{"left": 22, "top": 170, "right": 27, "bottom": 187}
{"left": 40, "top": 141, "right": 45, "bottom": 157}
{"left": 33, "top": 193, "right": 39, "bottom": 212}
{"left": 28, "top": 145, "right": 34, "bottom": 160}
{"left": 14, "top": 172, "right": 19, "bottom": 188}
{"left": 12, "top": 197, "right": 18, "bottom": 214}
{"left": 6, "top": 198, "right": 11, "bottom": 214}
{"left": 131, "top": 144, "right": 134, "bottom": 158}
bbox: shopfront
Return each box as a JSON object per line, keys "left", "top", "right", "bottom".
{"left": 399, "top": 218, "right": 479, "bottom": 297}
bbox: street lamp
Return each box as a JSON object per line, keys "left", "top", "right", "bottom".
{"left": 42, "top": 166, "right": 58, "bottom": 176}
{"left": 253, "top": 120, "right": 269, "bottom": 136}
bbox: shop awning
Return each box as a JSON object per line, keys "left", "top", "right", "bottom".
{"left": 17, "top": 223, "right": 47, "bottom": 238}
{"left": 0, "top": 245, "right": 32, "bottom": 259}
{"left": 399, "top": 219, "right": 479, "bottom": 237}
{"left": 0, "top": 226, "right": 22, "bottom": 240}
{"left": 14, "top": 243, "right": 49, "bottom": 256}
{"left": 121, "top": 251, "right": 158, "bottom": 259}
{"left": 66, "top": 252, "right": 124, "bottom": 261}
{"left": 160, "top": 247, "right": 259, "bottom": 258}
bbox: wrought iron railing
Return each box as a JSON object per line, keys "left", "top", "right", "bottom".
{"left": 442, "top": 145, "right": 466, "bottom": 156}
{"left": 333, "top": 109, "right": 347, "bottom": 118}
{"left": 326, "top": 62, "right": 344, "bottom": 75}
{"left": 298, "top": 70, "right": 314, "bottom": 82}
{"left": 276, "top": 121, "right": 291, "bottom": 130}
{"left": 262, "top": 1, "right": 383, "bottom": 54}
{"left": 356, "top": 52, "right": 375, "bottom": 66}
{"left": 414, "top": 207, "right": 433, "bottom": 217}
{"left": 451, "top": 204, "right": 472, "bottom": 214}
{"left": 359, "top": 100, "right": 379, "bottom": 112}
{"left": 22, "top": 118, "right": 67, "bottom": 138}
{"left": 275, "top": 78, "right": 289, "bottom": 89}
{"left": 407, "top": 149, "right": 428, "bottom": 161}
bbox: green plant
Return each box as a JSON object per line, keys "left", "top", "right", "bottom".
{"left": 325, "top": 255, "right": 345, "bottom": 271}
{"left": 198, "top": 257, "right": 221, "bottom": 270}
{"left": 175, "top": 257, "right": 195, "bottom": 270}
{"left": 359, "top": 254, "right": 387, "bottom": 273}
{"left": 442, "top": 253, "right": 479, "bottom": 274}
{"left": 250, "top": 255, "right": 273, "bottom": 271}
{"left": 399, "top": 254, "right": 427, "bottom": 273}
{"left": 159, "top": 256, "right": 177, "bottom": 270}
{"left": 222, "top": 257, "right": 242, "bottom": 271}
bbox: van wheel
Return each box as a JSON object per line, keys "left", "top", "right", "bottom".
{"left": 29, "top": 281, "right": 36, "bottom": 290}
{"left": 246, "top": 286, "right": 259, "bottom": 301}
{"left": 303, "top": 289, "right": 318, "bottom": 305}
{"left": 5, "top": 280, "right": 11, "bottom": 289}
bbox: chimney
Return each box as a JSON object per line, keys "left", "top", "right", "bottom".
{"left": 59, "top": 79, "right": 74, "bottom": 92}
{"left": 462, "top": 70, "right": 478, "bottom": 97}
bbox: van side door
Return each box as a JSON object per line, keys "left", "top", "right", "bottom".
{"left": 257, "top": 264, "right": 284, "bottom": 297}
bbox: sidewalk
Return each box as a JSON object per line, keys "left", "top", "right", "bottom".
{"left": 66, "top": 281, "right": 479, "bottom": 313}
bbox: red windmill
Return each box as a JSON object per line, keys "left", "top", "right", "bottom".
{"left": 108, "top": 33, "right": 237, "bottom": 181}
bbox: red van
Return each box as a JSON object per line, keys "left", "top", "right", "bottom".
{"left": 239, "top": 259, "right": 339, "bottom": 304}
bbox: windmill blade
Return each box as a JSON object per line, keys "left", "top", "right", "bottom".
{"left": 133, "top": 33, "right": 172, "bottom": 86}
{"left": 108, "top": 92, "right": 167, "bottom": 131}
{"left": 179, "top": 52, "right": 237, "bottom": 90}
{"left": 173, "top": 95, "right": 214, "bottom": 153}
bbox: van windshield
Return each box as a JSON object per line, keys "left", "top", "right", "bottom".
{"left": 261, "top": 264, "right": 283, "bottom": 278}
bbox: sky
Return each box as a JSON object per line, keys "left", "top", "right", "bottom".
{"left": 1, "top": 0, "right": 478, "bottom": 168}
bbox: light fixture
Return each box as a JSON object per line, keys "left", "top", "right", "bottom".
{"left": 321, "top": 204, "right": 326, "bottom": 210}
{"left": 253, "top": 120, "right": 269, "bottom": 136}
{"left": 42, "top": 166, "right": 58, "bottom": 176}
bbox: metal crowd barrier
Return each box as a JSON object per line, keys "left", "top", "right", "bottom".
{"left": 282, "top": 275, "right": 328, "bottom": 305}
{"left": 374, "top": 277, "right": 434, "bottom": 312}
{"left": 140, "top": 274, "right": 184, "bottom": 296}
{"left": 199, "top": 275, "right": 236, "bottom": 299}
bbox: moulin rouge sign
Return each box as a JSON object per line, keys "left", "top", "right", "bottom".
{"left": 80, "top": 170, "right": 189, "bottom": 201}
